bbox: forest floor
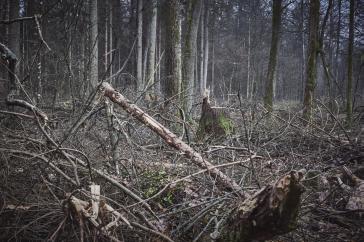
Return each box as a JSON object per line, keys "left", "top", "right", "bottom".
{"left": 0, "top": 94, "right": 363, "bottom": 241}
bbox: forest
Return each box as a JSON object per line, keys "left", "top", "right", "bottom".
{"left": 0, "top": 0, "right": 363, "bottom": 241}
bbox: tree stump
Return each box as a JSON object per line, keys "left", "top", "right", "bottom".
{"left": 217, "top": 170, "right": 305, "bottom": 242}
{"left": 197, "top": 90, "right": 234, "bottom": 141}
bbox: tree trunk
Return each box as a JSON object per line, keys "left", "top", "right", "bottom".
{"left": 346, "top": 0, "right": 354, "bottom": 125}
{"left": 90, "top": 0, "right": 98, "bottom": 90}
{"left": 246, "top": 16, "right": 251, "bottom": 100}
{"left": 264, "top": 0, "right": 282, "bottom": 112}
{"left": 182, "top": 0, "right": 202, "bottom": 114}
{"left": 146, "top": 0, "right": 157, "bottom": 98}
{"left": 203, "top": 1, "right": 209, "bottom": 95}
{"left": 137, "top": 0, "right": 143, "bottom": 92}
{"left": 303, "top": 0, "right": 320, "bottom": 121}
{"left": 334, "top": 0, "right": 342, "bottom": 97}
{"left": 199, "top": 1, "right": 204, "bottom": 95}
{"left": 300, "top": 0, "right": 306, "bottom": 101}
{"left": 7, "top": 0, "right": 20, "bottom": 96}
{"left": 164, "top": 0, "right": 182, "bottom": 103}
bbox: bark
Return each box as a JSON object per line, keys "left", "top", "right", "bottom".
{"left": 182, "top": 0, "right": 202, "bottom": 113}
{"left": 203, "top": 1, "right": 209, "bottom": 95}
{"left": 319, "top": 0, "right": 333, "bottom": 108}
{"left": 197, "top": 92, "right": 233, "bottom": 140}
{"left": 303, "top": 0, "right": 320, "bottom": 121}
{"left": 300, "top": 0, "right": 305, "bottom": 101}
{"left": 335, "top": 0, "right": 342, "bottom": 90}
{"left": 146, "top": 0, "right": 157, "bottom": 98}
{"left": 5, "top": 96, "right": 48, "bottom": 122}
{"left": 263, "top": 0, "right": 282, "bottom": 112}
{"left": 90, "top": 0, "right": 98, "bottom": 89}
{"left": 109, "top": 0, "right": 113, "bottom": 81}
{"left": 0, "top": 43, "right": 17, "bottom": 99}
{"left": 7, "top": 0, "right": 20, "bottom": 96}
{"left": 137, "top": 0, "right": 143, "bottom": 92}
{"left": 164, "top": 0, "right": 182, "bottom": 102}
{"left": 199, "top": 1, "right": 204, "bottom": 95}
{"left": 246, "top": 16, "right": 251, "bottom": 100}
{"left": 346, "top": 0, "right": 354, "bottom": 125}
{"left": 101, "top": 82, "right": 244, "bottom": 196}
{"left": 217, "top": 170, "right": 305, "bottom": 242}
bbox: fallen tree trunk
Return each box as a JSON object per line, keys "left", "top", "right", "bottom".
{"left": 101, "top": 82, "right": 244, "bottom": 196}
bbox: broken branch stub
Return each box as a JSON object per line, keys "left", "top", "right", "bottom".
{"left": 101, "top": 82, "right": 244, "bottom": 197}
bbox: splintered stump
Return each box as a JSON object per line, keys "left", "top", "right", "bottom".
{"left": 217, "top": 170, "right": 305, "bottom": 242}
{"left": 197, "top": 95, "right": 234, "bottom": 141}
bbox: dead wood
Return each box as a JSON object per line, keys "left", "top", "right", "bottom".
{"left": 197, "top": 94, "right": 234, "bottom": 140}
{"left": 67, "top": 192, "right": 173, "bottom": 242}
{"left": 342, "top": 166, "right": 364, "bottom": 210}
{"left": 101, "top": 82, "right": 244, "bottom": 196}
{"left": 216, "top": 170, "right": 305, "bottom": 242}
{"left": 6, "top": 97, "right": 48, "bottom": 122}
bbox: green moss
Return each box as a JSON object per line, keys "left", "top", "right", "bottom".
{"left": 141, "top": 169, "right": 182, "bottom": 206}
{"left": 218, "top": 114, "right": 234, "bottom": 134}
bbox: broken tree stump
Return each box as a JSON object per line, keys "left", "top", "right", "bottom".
{"left": 216, "top": 170, "right": 305, "bottom": 242}
{"left": 197, "top": 90, "right": 234, "bottom": 141}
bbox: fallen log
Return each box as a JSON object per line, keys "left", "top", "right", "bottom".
{"left": 101, "top": 82, "right": 244, "bottom": 196}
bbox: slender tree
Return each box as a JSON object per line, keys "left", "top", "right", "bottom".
{"left": 146, "top": 0, "right": 157, "bottom": 98}
{"left": 203, "top": 0, "right": 209, "bottom": 94}
{"left": 263, "top": 0, "right": 282, "bottom": 111}
{"left": 7, "top": 0, "right": 20, "bottom": 96}
{"left": 346, "top": 0, "right": 355, "bottom": 125}
{"left": 137, "top": 0, "right": 143, "bottom": 92}
{"left": 90, "top": 0, "right": 98, "bottom": 90}
{"left": 303, "top": 0, "right": 320, "bottom": 120}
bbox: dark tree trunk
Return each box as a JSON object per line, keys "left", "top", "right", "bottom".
{"left": 303, "top": 0, "right": 320, "bottom": 121}
{"left": 163, "top": 0, "right": 182, "bottom": 103}
{"left": 346, "top": 0, "right": 355, "bottom": 125}
{"left": 264, "top": 0, "right": 282, "bottom": 111}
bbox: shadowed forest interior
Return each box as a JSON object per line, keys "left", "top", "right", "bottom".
{"left": 0, "top": 0, "right": 363, "bottom": 241}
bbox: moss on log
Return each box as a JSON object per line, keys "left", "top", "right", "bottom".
{"left": 197, "top": 96, "right": 234, "bottom": 140}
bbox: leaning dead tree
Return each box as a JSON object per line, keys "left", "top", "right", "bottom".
{"left": 101, "top": 82, "right": 306, "bottom": 241}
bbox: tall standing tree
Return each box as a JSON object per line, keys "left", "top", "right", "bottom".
{"left": 263, "top": 0, "right": 282, "bottom": 111}
{"left": 202, "top": 0, "right": 209, "bottom": 95}
{"left": 7, "top": 0, "right": 20, "bottom": 96}
{"left": 146, "top": 0, "right": 158, "bottom": 98}
{"left": 303, "top": 0, "right": 320, "bottom": 120}
{"left": 182, "top": 0, "right": 202, "bottom": 113}
{"left": 137, "top": 0, "right": 143, "bottom": 92}
{"left": 90, "top": 0, "right": 99, "bottom": 90}
{"left": 346, "top": 0, "right": 355, "bottom": 125}
{"left": 164, "top": 0, "right": 182, "bottom": 102}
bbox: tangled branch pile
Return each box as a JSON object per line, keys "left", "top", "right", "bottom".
{"left": 0, "top": 84, "right": 363, "bottom": 241}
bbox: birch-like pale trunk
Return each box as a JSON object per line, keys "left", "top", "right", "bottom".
{"left": 90, "top": 0, "right": 98, "bottom": 90}
{"left": 146, "top": 0, "right": 157, "bottom": 97}
{"left": 137, "top": 0, "right": 143, "bottom": 92}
